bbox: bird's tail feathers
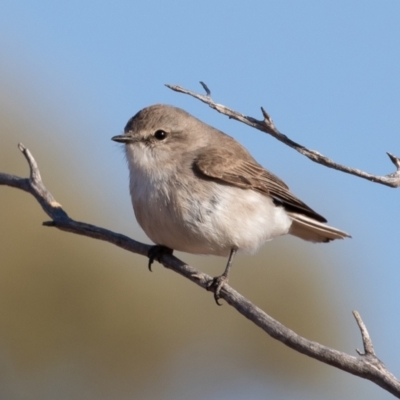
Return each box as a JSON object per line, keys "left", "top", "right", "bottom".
{"left": 288, "top": 213, "right": 351, "bottom": 243}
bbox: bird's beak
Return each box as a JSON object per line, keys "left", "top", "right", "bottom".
{"left": 111, "top": 134, "right": 133, "bottom": 143}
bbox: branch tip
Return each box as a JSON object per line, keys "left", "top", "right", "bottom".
{"left": 16, "top": 143, "right": 40, "bottom": 182}
{"left": 199, "top": 81, "right": 211, "bottom": 97}
{"left": 18, "top": 142, "right": 26, "bottom": 152}
{"left": 261, "top": 106, "right": 269, "bottom": 120}
{"left": 260, "top": 106, "right": 277, "bottom": 132}
{"left": 387, "top": 152, "right": 400, "bottom": 169}
{"left": 43, "top": 221, "right": 56, "bottom": 226}
{"left": 353, "top": 310, "right": 375, "bottom": 356}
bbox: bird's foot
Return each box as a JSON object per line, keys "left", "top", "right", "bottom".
{"left": 147, "top": 245, "right": 173, "bottom": 271}
{"left": 207, "top": 274, "right": 229, "bottom": 306}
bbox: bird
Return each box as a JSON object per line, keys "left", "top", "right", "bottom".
{"left": 112, "top": 104, "right": 350, "bottom": 304}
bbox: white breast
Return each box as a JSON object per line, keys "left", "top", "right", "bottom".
{"left": 126, "top": 144, "right": 292, "bottom": 257}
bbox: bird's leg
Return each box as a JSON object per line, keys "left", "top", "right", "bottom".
{"left": 148, "top": 245, "right": 173, "bottom": 271}
{"left": 208, "top": 248, "right": 237, "bottom": 305}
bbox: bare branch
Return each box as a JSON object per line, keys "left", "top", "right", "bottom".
{"left": 165, "top": 83, "right": 400, "bottom": 188}
{"left": 1, "top": 145, "right": 400, "bottom": 398}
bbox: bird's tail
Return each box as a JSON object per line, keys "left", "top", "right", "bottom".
{"left": 288, "top": 213, "right": 351, "bottom": 243}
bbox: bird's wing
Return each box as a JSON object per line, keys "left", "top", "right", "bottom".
{"left": 193, "top": 147, "right": 327, "bottom": 222}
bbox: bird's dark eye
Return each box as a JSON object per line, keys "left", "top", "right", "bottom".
{"left": 154, "top": 130, "right": 167, "bottom": 140}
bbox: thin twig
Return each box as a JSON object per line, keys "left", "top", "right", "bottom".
{"left": 165, "top": 83, "right": 400, "bottom": 188}
{"left": 353, "top": 310, "right": 375, "bottom": 356}
{"left": 1, "top": 144, "right": 400, "bottom": 398}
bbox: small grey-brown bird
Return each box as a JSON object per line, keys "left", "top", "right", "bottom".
{"left": 112, "top": 104, "right": 350, "bottom": 303}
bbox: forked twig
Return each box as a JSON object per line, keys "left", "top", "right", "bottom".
{"left": 166, "top": 82, "right": 400, "bottom": 188}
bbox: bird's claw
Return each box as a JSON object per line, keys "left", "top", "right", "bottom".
{"left": 147, "top": 245, "right": 173, "bottom": 271}
{"left": 207, "top": 275, "right": 229, "bottom": 306}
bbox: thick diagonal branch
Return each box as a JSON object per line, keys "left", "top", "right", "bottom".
{"left": 1, "top": 144, "right": 400, "bottom": 398}
{"left": 165, "top": 83, "right": 400, "bottom": 188}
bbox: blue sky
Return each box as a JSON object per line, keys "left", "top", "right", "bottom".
{"left": 1, "top": 1, "right": 400, "bottom": 399}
